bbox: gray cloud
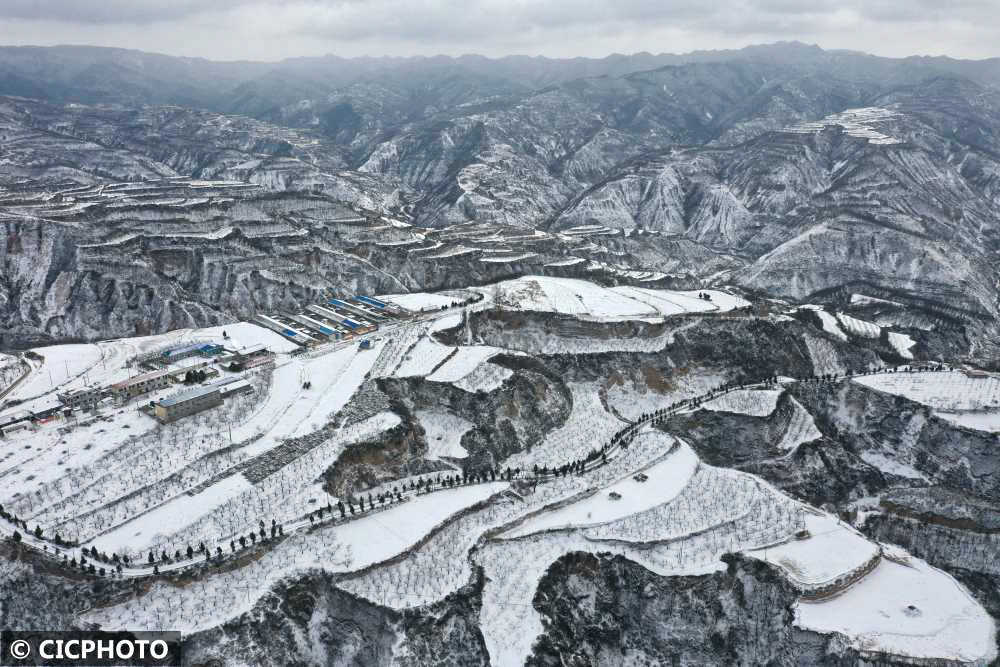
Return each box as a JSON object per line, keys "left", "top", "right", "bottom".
{"left": 0, "top": 0, "right": 995, "bottom": 60}
{"left": 0, "top": 0, "right": 250, "bottom": 23}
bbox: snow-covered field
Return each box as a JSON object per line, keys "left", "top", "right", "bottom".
{"left": 853, "top": 371, "right": 1000, "bottom": 411}
{"left": 452, "top": 360, "right": 512, "bottom": 393}
{"left": 504, "top": 382, "right": 623, "bottom": 469}
{"left": 394, "top": 336, "right": 454, "bottom": 377}
{"left": 802, "top": 333, "right": 847, "bottom": 376}
{"left": 703, "top": 388, "right": 783, "bottom": 416}
{"left": 785, "top": 107, "right": 901, "bottom": 145}
{"left": 746, "top": 512, "right": 879, "bottom": 588}
{"left": 89, "top": 474, "right": 253, "bottom": 555}
{"left": 415, "top": 410, "right": 472, "bottom": 459}
{"left": 478, "top": 438, "right": 806, "bottom": 666}
{"left": 935, "top": 410, "right": 1000, "bottom": 432}
{"left": 6, "top": 343, "right": 104, "bottom": 401}
{"left": 504, "top": 437, "right": 699, "bottom": 538}
{"left": 607, "top": 367, "right": 728, "bottom": 421}
{"left": 836, "top": 312, "right": 880, "bottom": 338}
{"left": 795, "top": 554, "right": 997, "bottom": 664}
{"left": 815, "top": 310, "right": 847, "bottom": 341}
{"left": 777, "top": 397, "right": 823, "bottom": 451}
{"left": 888, "top": 332, "right": 916, "bottom": 359}
{"left": 427, "top": 345, "right": 504, "bottom": 383}
{"left": 484, "top": 276, "right": 747, "bottom": 322}
{"left": 84, "top": 483, "right": 507, "bottom": 634}
{"left": 377, "top": 292, "right": 463, "bottom": 312}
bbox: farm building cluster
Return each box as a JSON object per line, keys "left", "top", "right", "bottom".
{"left": 0, "top": 294, "right": 424, "bottom": 436}
{"left": 0, "top": 339, "right": 273, "bottom": 435}
{"left": 253, "top": 294, "right": 412, "bottom": 346}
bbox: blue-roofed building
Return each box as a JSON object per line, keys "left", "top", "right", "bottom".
{"left": 356, "top": 295, "right": 388, "bottom": 309}
{"left": 161, "top": 342, "right": 206, "bottom": 361}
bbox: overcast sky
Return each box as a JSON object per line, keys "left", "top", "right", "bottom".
{"left": 0, "top": 0, "right": 995, "bottom": 62}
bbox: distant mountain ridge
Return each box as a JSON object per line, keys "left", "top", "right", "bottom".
{"left": 2, "top": 41, "right": 999, "bottom": 112}
{"left": 0, "top": 42, "right": 998, "bottom": 361}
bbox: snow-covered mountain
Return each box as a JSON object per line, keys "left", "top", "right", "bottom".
{"left": 2, "top": 44, "right": 999, "bottom": 358}
{"left": 3, "top": 43, "right": 1000, "bottom": 665}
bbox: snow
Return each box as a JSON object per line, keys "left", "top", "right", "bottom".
{"left": 815, "top": 310, "right": 847, "bottom": 341}
{"left": 425, "top": 245, "right": 478, "bottom": 259}
{"left": 888, "top": 332, "right": 916, "bottom": 359}
{"left": 703, "top": 388, "right": 783, "bottom": 416}
{"left": 745, "top": 512, "right": 879, "bottom": 588}
{"left": 934, "top": 410, "right": 1000, "bottom": 433}
{"left": 394, "top": 337, "right": 454, "bottom": 377}
{"left": 608, "top": 286, "right": 716, "bottom": 316}
{"left": 428, "top": 313, "right": 462, "bottom": 333}
{"left": 836, "top": 312, "right": 880, "bottom": 338}
{"left": 673, "top": 289, "right": 750, "bottom": 312}
{"left": 479, "top": 252, "right": 537, "bottom": 263}
{"left": 858, "top": 451, "right": 929, "bottom": 480}
{"left": 504, "top": 382, "right": 624, "bottom": 470}
{"left": 234, "top": 341, "right": 384, "bottom": 448}
{"left": 853, "top": 371, "right": 1000, "bottom": 411}
{"left": 492, "top": 276, "right": 656, "bottom": 319}
{"left": 544, "top": 256, "right": 585, "bottom": 267}
{"left": 777, "top": 397, "right": 823, "bottom": 451}
{"left": 415, "top": 410, "right": 471, "bottom": 459}
{"left": 378, "top": 292, "right": 462, "bottom": 311}
{"left": 802, "top": 333, "right": 846, "bottom": 376}
{"left": 88, "top": 474, "right": 253, "bottom": 554}
{"left": 851, "top": 293, "right": 903, "bottom": 308}
{"left": 785, "top": 107, "right": 901, "bottom": 145}
{"left": 477, "top": 452, "right": 803, "bottom": 667}
{"left": 427, "top": 346, "right": 504, "bottom": 383}
{"left": 606, "top": 367, "right": 727, "bottom": 422}
{"left": 334, "top": 483, "right": 507, "bottom": 569}
{"left": 452, "top": 361, "right": 513, "bottom": 393}
{"left": 485, "top": 276, "right": 748, "bottom": 322}
{"left": 503, "top": 437, "right": 699, "bottom": 537}
{"left": 84, "top": 483, "right": 507, "bottom": 635}
{"left": 0, "top": 400, "right": 163, "bottom": 501}
{"left": 5, "top": 343, "right": 103, "bottom": 401}
{"left": 795, "top": 556, "right": 997, "bottom": 664}
{"left": 196, "top": 322, "right": 299, "bottom": 354}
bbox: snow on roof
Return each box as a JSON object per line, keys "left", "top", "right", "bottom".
{"left": 157, "top": 384, "right": 220, "bottom": 407}
{"left": 218, "top": 379, "right": 252, "bottom": 397}
{"left": 111, "top": 369, "right": 171, "bottom": 390}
